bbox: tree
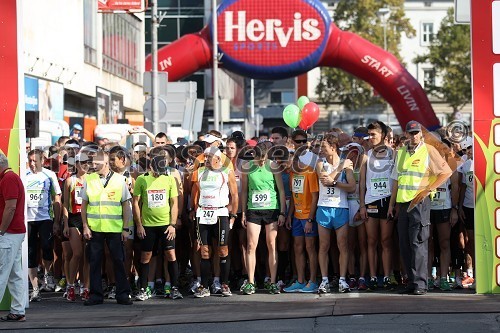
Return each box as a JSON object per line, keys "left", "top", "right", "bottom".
{"left": 316, "top": 0, "right": 415, "bottom": 111}
{"left": 414, "top": 8, "right": 471, "bottom": 119}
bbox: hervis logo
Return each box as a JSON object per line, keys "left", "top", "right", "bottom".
{"left": 213, "top": 0, "right": 331, "bottom": 78}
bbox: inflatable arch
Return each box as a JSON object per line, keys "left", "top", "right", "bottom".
{"left": 145, "top": 0, "right": 440, "bottom": 130}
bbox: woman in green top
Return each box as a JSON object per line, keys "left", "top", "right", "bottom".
{"left": 240, "top": 142, "right": 286, "bottom": 295}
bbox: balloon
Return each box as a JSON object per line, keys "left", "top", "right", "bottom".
{"left": 283, "top": 104, "right": 301, "bottom": 128}
{"left": 298, "top": 102, "right": 320, "bottom": 130}
{"left": 297, "top": 96, "right": 310, "bottom": 110}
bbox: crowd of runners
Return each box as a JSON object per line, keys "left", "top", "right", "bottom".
{"left": 24, "top": 120, "right": 475, "bottom": 304}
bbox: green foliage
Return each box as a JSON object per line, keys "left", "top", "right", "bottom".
{"left": 414, "top": 8, "right": 471, "bottom": 113}
{"left": 316, "top": 0, "right": 415, "bottom": 111}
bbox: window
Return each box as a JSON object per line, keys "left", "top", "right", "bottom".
{"left": 83, "top": 0, "right": 97, "bottom": 65}
{"left": 103, "top": 13, "right": 141, "bottom": 85}
{"left": 270, "top": 91, "right": 295, "bottom": 104}
{"left": 423, "top": 68, "right": 435, "bottom": 90}
{"left": 421, "top": 22, "right": 434, "bottom": 46}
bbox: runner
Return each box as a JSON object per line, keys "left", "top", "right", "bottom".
{"left": 240, "top": 143, "right": 286, "bottom": 295}
{"left": 133, "top": 146, "right": 182, "bottom": 301}
{"left": 190, "top": 147, "right": 239, "bottom": 297}
{"left": 26, "top": 149, "right": 62, "bottom": 302}
{"left": 315, "top": 134, "right": 356, "bottom": 293}
{"left": 359, "top": 121, "right": 397, "bottom": 291}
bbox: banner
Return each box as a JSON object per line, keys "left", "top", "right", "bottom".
{"left": 38, "top": 78, "right": 64, "bottom": 121}
{"left": 96, "top": 87, "right": 124, "bottom": 125}
{"left": 98, "top": 0, "right": 145, "bottom": 12}
{"left": 24, "top": 76, "right": 38, "bottom": 112}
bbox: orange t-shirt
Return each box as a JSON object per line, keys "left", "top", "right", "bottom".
{"left": 290, "top": 167, "right": 319, "bottom": 219}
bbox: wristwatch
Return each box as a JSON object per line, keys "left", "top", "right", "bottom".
{"left": 279, "top": 212, "right": 286, "bottom": 217}
{"left": 452, "top": 205, "right": 460, "bottom": 210}
{"left": 332, "top": 180, "right": 337, "bottom": 187}
{"left": 229, "top": 213, "right": 238, "bottom": 219}
{"left": 306, "top": 219, "right": 314, "bottom": 223}
{"left": 122, "top": 227, "right": 130, "bottom": 232}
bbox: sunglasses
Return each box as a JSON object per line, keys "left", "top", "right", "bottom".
{"left": 293, "top": 139, "right": 307, "bottom": 144}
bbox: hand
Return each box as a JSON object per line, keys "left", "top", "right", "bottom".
{"left": 458, "top": 207, "right": 466, "bottom": 222}
{"left": 304, "top": 220, "right": 313, "bottom": 234}
{"left": 165, "top": 225, "right": 176, "bottom": 241}
{"left": 278, "top": 214, "right": 286, "bottom": 227}
{"left": 285, "top": 216, "right": 292, "bottom": 230}
{"left": 121, "top": 230, "right": 129, "bottom": 242}
{"left": 189, "top": 210, "right": 196, "bottom": 221}
{"left": 136, "top": 224, "right": 146, "bottom": 240}
{"left": 63, "top": 225, "right": 70, "bottom": 238}
{"left": 53, "top": 222, "right": 61, "bottom": 237}
{"left": 319, "top": 175, "right": 335, "bottom": 186}
{"left": 450, "top": 208, "right": 459, "bottom": 227}
{"left": 359, "top": 206, "right": 368, "bottom": 220}
{"left": 387, "top": 203, "right": 395, "bottom": 220}
{"left": 353, "top": 211, "right": 362, "bottom": 222}
{"left": 413, "top": 188, "right": 432, "bottom": 205}
{"left": 230, "top": 217, "right": 235, "bottom": 230}
{"left": 83, "top": 226, "right": 92, "bottom": 240}
{"left": 241, "top": 212, "right": 247, "bottom": 229}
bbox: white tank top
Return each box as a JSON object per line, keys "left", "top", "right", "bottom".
{"left": 198, "top": 167, "right": 230, "bottom": 208}
{"left": 365, "top": 148, "right": 394, "bottom": 204}
{"left": 430, "top": 178, "right": 452, "bottom": 210}
{"left": 317, "top": 160, "right": 349, "bottom": 209}
{"left": 347, "top": 170, "right": 360, "bottom": 202}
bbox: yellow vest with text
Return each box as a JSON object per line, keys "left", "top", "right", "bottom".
{"left": 86, "top": 172, "right": 124, "bottom": 233}
{"left": 396, "top": 144, "right": 432, "bottom": 203}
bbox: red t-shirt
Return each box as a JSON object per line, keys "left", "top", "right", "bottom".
{"left": 0, "top": 169, "right": 26, "bottom": 234}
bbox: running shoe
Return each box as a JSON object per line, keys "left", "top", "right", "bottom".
{"left": 81, "top": 288, "right": 90, "bottom": 301}
{"left": 300, "top": 281, "right": 319, "bottom": 293}
{"left": 348, "top": 278, "right": 358, "bottom": 290}
{"left": 239, "top": 279, "right": 249, "bottom": 292}
{"left": 101, "top": 278, "right": 108, "bottom": 293}
{"left": 338, "top": 279, "right": 351, "bottom": 293}
{"left": 439, "top": 278, "right": 452, "bottom": 291}
{"left": 211, "top": 280, "right": 222, "bottom": 295}
{"left": 66, "top": 286, "right": 76, "bottom": 302}
{"left": 318, "top": 280, "right": 330, "bottom": 294}
{"left": 470, "top": 281, "right": 476, "bottom": 290}
{"left": 268, "top": 283, "right": 281, "bottom": 294}
{"left": 164, "top": 284, "right": 172, "bottom": 298}
{"left": 276, "top": 280, "right": 286, "bottom": 293}
{"left": 389, "top": 274, "right": 399, "bottom": 288}
{"left": 383, "top": 276, "right": 396, "bottom": 290}
{"left": 428, "top": 278, "right": 435, "bottom": 290}
{"left": 367, "top": 277, "right": 378, "bottom": 291}
{"left": 453, "top": 276, "right": 464, "bottom": 289}
{"left": 190, "top": 280, "right": 201, "bottom": 294}
{"left": 171, "top": 287, "right": 183, "bottom": 300}
{"left": 55, "top": 277, "right": 66, "bottom": 292}
{"left": 107, "top": 286, "right": 116, "bottom": 299}
{"left": 194, "top": 286, "right": 210, "bottom": 298}
{"left": 29, "top": 288, "right": 41, "bottom": 302}
{"left": 135, "top": 288, "right": 150, "bottom": 301}
{"left": 462, "top": 276, "right": 474, "bottom": 288}
{"left": 221, "top": 283, "right": 232, "bottom": 297}
{"left": 263, "top": 279, "right": 272, "bottom": 291}
{"left": 62, "top": 286, "right": 68, "bottom": 299}
{"left": 284, "top": 280, "right": 306, "bottom": 293}
{"left": 40, "top": 274, "right": 54, "bottom": 292}
{"left": 357, "top": 278, "right": 368, "bottom": 291}
{"left": 241, "top": 282, "right": 256, "bottom": 295}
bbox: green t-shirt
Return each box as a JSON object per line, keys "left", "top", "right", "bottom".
{"left": 134, "top": 173, "right": 178, "bottom": 226}
{"left": 247, "top": 161, "right": 278, "bottom": 210}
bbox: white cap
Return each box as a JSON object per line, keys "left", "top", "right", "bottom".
{"left": 460, "top": 136, "right": 473, "bottom": 150}
{"left": 203, "top": 134, "right": 223, "bottom": 144}
{"left": 133, "top": 145, "right": 147, "bottom": 152}
{"left": 204, "top": 147, "right": 222, "bottom": 158}
{"left": 75, "top": 152, "right": 89, "bottom": 163}
{"left": 298, "top": 150, "right": 316, "bottom": 168}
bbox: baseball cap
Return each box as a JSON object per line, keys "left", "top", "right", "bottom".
{"left": 73, "top": 123, "right": 83, "bottom": 131}
{"left": 133, "top": 145, "right": 147, "bottom": 152}
{"left": 353, "top": 127, "right": 369, "bottom": 139}
{"left": 204, "top": 147, "right": 222, "bottom": 158}
{"left": 246, "top": 139, "right": 257, "bottom": 147}
{"left": 298, "top": 150, "right": 315, "bottom": 167}
{"left": 230, "top": 131, "right": 245, "bottom": 140}
{"left": 75, "top": 152, "right": 89, "bottom": 163}
{"left": 405, "top": 121, "right": 422, "bottom": 133}
{"left": 203, "top": 134, "right": 223, "bottom": 144}
{"left": 460, "top": 136, "right": 473, "bottom": 150}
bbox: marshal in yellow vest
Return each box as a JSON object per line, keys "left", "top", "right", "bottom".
{"left": 86, "top": 172, "right": 124, "bottom": 233}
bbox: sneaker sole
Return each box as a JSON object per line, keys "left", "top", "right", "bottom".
{"left": 284, "top": 289, "right": 303, "bottom": 293}
{"left": 299, "top": 289, "right": 318, "bottom": 293}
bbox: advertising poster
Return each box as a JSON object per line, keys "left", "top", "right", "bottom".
{"left": 38, "top": 78, "right": 64, "bottom": 121}
{"left": 96, "top": 87, "right": 123, "bottom": 124}
{"left": 24, "top": 75, "right": 38, "bottom": 112}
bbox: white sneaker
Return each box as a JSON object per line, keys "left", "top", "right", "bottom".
{"left": 189, "top": 280, "right": 201, "bottom": 294}
{"left": 30, "top": 288, "right": 41, "bottom": 302}
{"left": 40, "top": 274, "right": 55, "bottom": 292}
{"left": 338, "top": 279, "right": 351, "bottom": 293}
{"left": 108, "top": 286, "right": 116, "bottom": 299}
{"left": 211, "top": 280, "right": 222, "bottom": 294}
{"left": 318, "top": 280, "right": 330, "bottom": 294}
{"left": 276, "top": 280, "right": 285, "bottom": 292}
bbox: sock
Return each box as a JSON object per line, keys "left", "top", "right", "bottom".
{"left": 68, "top": 283, "right": 74, "bottom": 287}
{"left": 148, "top": 281, "right": 154, "bottom": 289}
{"left": 197, "top": 276, "right": 201, "bottom": 283}
{"left": 220, "top": 256, "right": 229, "bottom": 284}
{"left": 322, "top": 276, "right": 329, "bottom": 282}
{"left": 277, "top": 251, "right": 288, "bottom": 281}
{"left": 214, "top": 277, "right": 220, "bottom": 283}
{"left": 340, "top": 277, "right": 346, "bottom": 282}
{"left": 140, "top": 263, "right": 149, "bottom": 290}
{"left": 168, "top": 261, "right": 179, "bottom": 287}
{"left": 264, "top": 276, "right": 271, "bottom": 283}
{"left": 164, "top": 282, "right": 171, "bottom": 287}
{"left": 359, "top": 277, "right": 365, "bottom": 281}
{"left": 201, "top": 259, "right": 211, "bottom": 288}
{"left": 156, "top": 278, "right": 162, "bottom": 284}
{"left": 467, "top": 269, "right": 474, "bottom": 278}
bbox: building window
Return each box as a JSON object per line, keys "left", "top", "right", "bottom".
{"left": 423, "top": 68, "right": 435, "bottom": 90}
{"left": 83, "top": 0, "right": 97, "bottom": 65}
{"left": 421, "top": 22, "right": 434, "bottom": 46}
{"left": 102, "top": 13, "right": 141, "bottom": 85}
{"left": 270, "top": 91, "right": 295, "bottom": 104}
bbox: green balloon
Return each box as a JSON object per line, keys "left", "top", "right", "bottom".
{"left": 297, "top": 96, "right": 310, "bottom": 110}
{"left": 283, "top": 104, "right": 301, "bottom": 128}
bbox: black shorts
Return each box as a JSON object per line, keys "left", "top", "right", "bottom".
{"left": 246, "top": 209, "right": 280, "bottom": 225}
{"left": 430, "top": 209, "right": 451, "bottom": 224}
{"left": 366, "top": 197, "right": 390, "bottom": 219}
{"left": 68, "top": 213, "right": 83, "bottom": 232}
{"left": 463, "top": 206, "right": 474, "bottom": 230}
{"left": 28, "top": 220, "right": 54, "bottom": 268}
{"left": 196, "top": 217, "right": 229, "bottom": 247}
{"left": 141, "top": 225, "right": 175, "bottom": 253}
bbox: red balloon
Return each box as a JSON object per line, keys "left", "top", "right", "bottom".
{"left": 298, "top": 102, "right": 320, "bottom": 130}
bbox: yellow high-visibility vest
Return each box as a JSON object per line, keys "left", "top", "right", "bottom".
{"left": 86, "top": 172, "right": 124, "bottom": 233}
{"left": 396, "top": 144, "right": 434, "bottom": 203}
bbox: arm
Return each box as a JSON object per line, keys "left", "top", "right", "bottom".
{"left": 81, "top": 200, "right": 91, "bottom": 240}
{"left": 121, "top": 199, "right": 132, "bottom": 242}
{"left": 387, "top": 179, "right": 399, "bottom": 220}
{"left": 62, "top": 180, "right": 71, "bottom": 237}
{"left": 240, "top": 165, "right": 249, "bottom": 228}
{"left": 449, "top": 171, "right": 459, "bottom": 227}
{"left": 358, "top": 156, "right": 368, "bottom": 219}
{"left": 133, "top": 195, "right": 145, "bottom": 239}
{"left": 228, "top": 170, "right": 239, "bottom": 215}
{"left": 334, "top": 168, "right": 356, "bottom": 193}
{"left": 190, "top": 181, "right": 199, "bottom": 221}
{"left": 165, "top": 195, "right": 179, "bottom": 241}
{"left": 172, "top": 169, "right": 184, "bottom": 226}
{"left": 458, "top": 173, "right": 466, "bottom": 222}
{"left": 0, "top": 199, "right": 17, "bottom": 234}
{"left": 273, "top": 163, "right": 287, "bottom": 226}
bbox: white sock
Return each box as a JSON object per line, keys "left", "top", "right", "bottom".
{"left": 322, "top": 277, "right": 329, "bottom": 282}
{"left": 197, "top": 277, "right": 201, "bottom": 282}
{"left": 164, "top": 282, "right": 171, "bottom": 287}
{"left": 340, "top": 277, "right": 346, "bottom": 281}
{"left": 359, "top": 277, "right": 365, "bottom": 281}
{"left": 214, "top": 277, "right": 220, "bottom": 283}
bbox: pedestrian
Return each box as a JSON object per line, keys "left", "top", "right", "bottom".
{"left": 387, "top": 121, "right": 452, "bottom": 295}
{"left": 81, "top": 150, "right": 133, "bottom": 305}
{"left": 0, "top": 153, "right": 27, "bottom": 322}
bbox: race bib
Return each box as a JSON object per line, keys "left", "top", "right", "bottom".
{"left": 197, "top": 207, "right": 218, "bottom": 224}
{"left": 431, "top": 188, "right": 448, "bottom": 207}
{"left": 292, "top": 175, "right": 305, "bottom": 194}
{"left": 147, "top": 189, "right": 167, "bottom": 208}
{"left": 74, "top": 186, "right": 83, "bottom": 205}
{"left": 251, "top": 190, "right": 271, "bottom": 208}
{"left": 320, "top": 186, "right": 340, "bottom": 205}
{"left": 466, "top": 172, "right": 474, "bottom": 186}
{"left": 27, "top": 190, "right": 47, "bottom": 208}
{"left": 370, "top": 177, "right": 389, "bottom": 196}
{"left": 366, "top": 205, "right": 378, "bottom": 214}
